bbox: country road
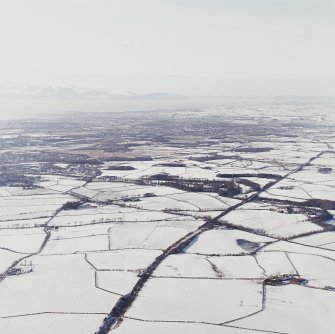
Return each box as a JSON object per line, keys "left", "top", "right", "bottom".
{"left": 94, "top": 150, "right": 327, "bottom": 334}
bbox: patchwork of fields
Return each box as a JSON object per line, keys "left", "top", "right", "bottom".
{"left": 0, "top": 106, "right": 334, "bottom": 334}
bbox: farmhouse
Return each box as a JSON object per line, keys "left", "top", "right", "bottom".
{"left": 264, "top": 274, "right": 308, "bottom": 286}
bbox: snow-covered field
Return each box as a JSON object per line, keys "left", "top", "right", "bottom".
{"left": 0, "top": 254, "right": 114, "bottom": 317}
{"left": 220, "top": 202, "right": 323, "bottom": 238}
{"left": 185, "top": 228, "right": 275, "bottom": 255}
{"left": 126, "top": 278, "right": 262, "bottom": 323}
{"left": 0, "top": 314, "right": 107, "bottom": 334}
{"left": 0, "top": 106, "right": 334, "bottom": 334}
{"left": 234, "top": 285, "right": 335, "bottom": 334}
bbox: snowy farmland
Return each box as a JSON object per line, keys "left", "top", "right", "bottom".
{"left": 0, "top": 106, "right": 334, "bottom": 334}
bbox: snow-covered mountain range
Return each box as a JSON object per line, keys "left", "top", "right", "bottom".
{"left": 0, "top": 85, "right": 188, "bottom": 100}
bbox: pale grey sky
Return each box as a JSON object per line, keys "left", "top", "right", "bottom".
{"left": 1, "top": 0, "right": 334, "bottom": 95}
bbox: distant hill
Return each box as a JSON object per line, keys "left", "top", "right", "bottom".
{"left": 0, "top": 85, "right": 188, "bottom": 100}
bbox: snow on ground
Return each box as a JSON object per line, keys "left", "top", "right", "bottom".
{"left": 0, "top": 188, "right": 13, "bottom": 196}
{"left": 0, "top": 194, "right": 75, "bottom": 221}
{"left": 185, "top": 228, "right": 274, "bottom": 255}
{"left": 51, "top": 205, "right": 181, "bottom": 227}
{"left": 0, "top": 249, "right": 25, "bottom": 273}
{"left": 1, "top": 111, "right": 334, "bottom": 334}
{"left": 0, "top": 254, "right": 115, "bottom": 317}
{"left": 181, "top": 210, "right": 224, "bottom": 219}
{"left": 126, "top": 278, "right": 262, "bottom": 324}
{"left": 212, "top": 164, "right": 288, "bottom": 177}
{"left": 135, "top": 196, "right": 199, "bottom": 211}
{"left": 154, "top": 253, "right": 263, "bottom": 279}
{"left": 262, "top": 241, "right": 335, "bottom": 261}
{"left": 276, "top": 166, "right": 335, "bottom": 202}
{"left": 0, "top": 313, "right": 107, "bottom": 334}
{"left": 220, "top": 203, "right": 322, "bottom": 238}
{"left": 209, "top": 256, "right": 263, "bottom": 279}
{"left": 295, "top": 183, "right": 335, "bottom": 201}
{"left": 0, "top": 228, "right": 46, "bottom": 253}
{"left": 96, "top": 271, "right": 139, "bottom": 295}
{"left": 321, "top": 243, "right": 335, "bottom": 250}
{"left": 0, "top": 186, "right": 58, "bottom": 197}
{"left": 42, "top": 234, "right": 109, "bottom": 254}
{"left": 246, "top": 177, "right": 275, "bottom": 188}
{"left": 234, "top": 285, "right": 335, "bottom": 334}
{"left": 153, "top": 254, "right": 217, "bottom": 278}
{"left": 86, "top": 181, "right": 142, "bottom": 191}
{"left": 288, "top": 253, "right": 335, "bottom": 288}
{"left": 260, "top": 182, "right": 311, "bottom": 202}
{"left": 102, "top": 164, "right": 219, "bottom": 180}
{"left": 256, "top": 153, "right": 335, "bottom": 202}
{"left": 38, "top": 175, "right": 86, "bottom": 192}
{"left": 50, "top": 222, "right": 114, "bottom": 239}
{"left": 166, "top": 192, "right": 237, "bottom": 211}
{"left": 85, "top": 181, "right": 143, "bottom": 192}
{"left": 294, "top": 231, "right": 335, "bottom": 248}
{"left": 89, "top": 183, "right": 186, "bottom": 202}
{"left": 112, "top": 319, "right": 261, "bottom": 334}
{"left": 0, "top": 217, "right": 49, "bottom": 229}
{"left": 71, "top": 186, "right": 99, "bottom": 199}
{"left": 109, "top": 220, "right": 202, "bottom": 250}
{"left": 311, "top": 153, "right": 335, "bottom": 167}
{"left": 255, "top": 251, "right": 296, "bottom": 276}
{"left": 85, "top": 249, "right": 162, "bottom": 271}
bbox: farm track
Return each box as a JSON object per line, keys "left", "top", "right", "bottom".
{"left": 0, "top": 209, "right": 59, "bottom": 283}
{"left": 0, "top": 181, "right": 92, "bottom": 284}
{"left": 94, "top": 150, "right": 326, "bottom": 334}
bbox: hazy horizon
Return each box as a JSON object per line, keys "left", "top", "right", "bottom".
{"left": 1, "top": 0, "right": 335, "bottom": 98}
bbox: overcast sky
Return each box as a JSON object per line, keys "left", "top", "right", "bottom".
{"left": 1, "top": 0, "right": 335, "bottom": 95}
